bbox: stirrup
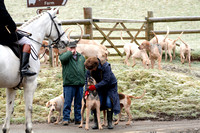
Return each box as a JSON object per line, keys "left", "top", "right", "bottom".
{"left": 21, "top": 69, "right": 36, "bottom": 77}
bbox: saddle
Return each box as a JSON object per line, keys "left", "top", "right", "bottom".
{"left": 1, "top": 30, "right": 32, "bottom": 58}
{"left": 1, "top": 43, "right": 22, "bottom": 59}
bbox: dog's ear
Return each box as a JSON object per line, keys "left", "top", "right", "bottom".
{"left": 142, "top": 40, "right": 150, "bottom": 46}
{"left": 46, "top": 101, "right": 50, "bottom": 108}
{"left": 143, "top": 41, "right": 150, "bottom": 49}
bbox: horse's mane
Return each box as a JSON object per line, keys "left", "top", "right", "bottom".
{"left": 19, "top": 12, "right": 46, "bottom": 29}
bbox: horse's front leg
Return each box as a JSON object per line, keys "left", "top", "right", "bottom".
{"left": 24, "top": 79, "right": 37, "bottom": 133}
{"left": 2, "top": 88, "right": 17, "bottom": 133}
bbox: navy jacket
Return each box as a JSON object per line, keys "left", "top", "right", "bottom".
{"left": 85, "top": 59, "right": 120, "bottom": 115}
{"left": 0, "top": 0, "right": 22, "bottom": 45}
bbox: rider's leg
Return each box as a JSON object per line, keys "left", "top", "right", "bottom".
{"left": 21, "top": 44, "right": 36, "bottom": 76}
{"left": 15, "top": 37, "right": 36, "bottom": 77}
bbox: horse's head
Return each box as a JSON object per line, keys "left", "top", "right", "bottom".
{"left": 45, "top": 8, "right": 69, "bottom": 48}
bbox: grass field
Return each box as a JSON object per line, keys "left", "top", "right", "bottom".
{"left": 1, "top": 57, "right": 200, "bottom": 124}
{"left": 5, "top": 0, "right": 200, "bottom": 56}
{"left": 1, "top": 0, "right": 200, "bottom": 124}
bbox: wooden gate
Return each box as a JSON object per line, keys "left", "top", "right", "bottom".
{"left": 92, "top": 19, "right": 146, "bottom": 57}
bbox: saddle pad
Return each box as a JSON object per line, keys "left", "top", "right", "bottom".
{"left": 0, "top": 43, "right": 22, "bottom": 58}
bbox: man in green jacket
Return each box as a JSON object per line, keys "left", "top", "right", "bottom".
{"left": 59, "top": 41, "right": 86, "bottom": 126}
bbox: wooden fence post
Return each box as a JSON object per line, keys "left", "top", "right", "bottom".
{"left": 48, "top": 39, "right": 54, "bottom": 67}
{"left": 83, "top": 7, "right": 93, "bottom": 39}
{"left": 145, "top": 11, "right": 154, "bottom": 41}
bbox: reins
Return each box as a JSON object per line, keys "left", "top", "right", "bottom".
{"left": 14, "top": 11, "right": 67, "bottom": 90}
{"left": 20, "top": 11, "right": 67, "bottom": 61}
{"left": 38, "top": 48, "right": 48, "bottom": 60}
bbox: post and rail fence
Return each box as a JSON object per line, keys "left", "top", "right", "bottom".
{"left": 16, "top": 8, "right": 200, "bottom": 57}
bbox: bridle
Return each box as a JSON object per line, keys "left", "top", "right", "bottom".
{"left": 46, "top": 12, "right": 67, "bottom": 47}
{"left": 24, "top": 11, "right": 68, "bottom": 60}
{"left": 25, "top": 12, "right": 67, "bottom": 48}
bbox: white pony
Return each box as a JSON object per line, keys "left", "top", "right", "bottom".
{"left": 1, "top": 8, "right": 68, "bottom": 133}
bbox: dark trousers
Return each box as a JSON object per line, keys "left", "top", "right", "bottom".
{"left": 99, "top": 94, "right": 112, "bottom": 108}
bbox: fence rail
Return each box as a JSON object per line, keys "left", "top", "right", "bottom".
{"left": 93, "top": 18, "right": 146, "bottom": 23}
{"left": 61, "top": 19, "right": 91, "bottom": 25}
{"left": 152, "top": 29, "right": 200, "bottom": 35}
{"left": 147, "top": 16, "right": 200, "bottom": 22}
{"left": 16, "top": 8, "right": 200, "bottom": 57}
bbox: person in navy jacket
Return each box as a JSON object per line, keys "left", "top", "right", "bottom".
{"left": 0, "top": 0, "right": 36, "bottom": 77}
{"left": 84, "top": 57, "right": 120, "bottom": 129}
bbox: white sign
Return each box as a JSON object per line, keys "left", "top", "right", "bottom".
{"left": 27, "top": 0, "right": 68, "bottom": 7}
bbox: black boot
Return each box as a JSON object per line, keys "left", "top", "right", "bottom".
{"left": 21, "top": 44, "right": 36, "bottom": 77}
{"left": 107, "top": 108, "right": 113, "bottom": 129}
{"left": 92, "top": 110, "right": 98, "bottom": 129}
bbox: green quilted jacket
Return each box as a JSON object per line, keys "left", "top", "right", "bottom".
{"left": 59, "top": 51, "right": 86, "bottom": 86}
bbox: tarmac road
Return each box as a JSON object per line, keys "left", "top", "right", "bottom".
{"left": 1, "top": 120, "right": 200, "bottom": 133}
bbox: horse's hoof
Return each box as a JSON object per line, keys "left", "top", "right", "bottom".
{"left": 25, "top": 129, "right": 33, "bottom": 133}
{"left": 2, "top": 128, "right": 9, "bottom": 133}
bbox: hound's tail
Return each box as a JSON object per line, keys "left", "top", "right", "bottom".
{"left": 120, "top": 31, "right": 126, "bottom": 44}
{"left": 174, "top": 31, "right": 184, "bottom": 44}
{"left": 163, "top": 26, "right": 169, "bottom": 42}
{"left": 129, "top": 90, "right": 146, "bottom": 99}
{"left": 151, "top": 30, "right": 158, "bottom": 44}
{"left": 178, "top": 36, "right": 188, "bottom": 48}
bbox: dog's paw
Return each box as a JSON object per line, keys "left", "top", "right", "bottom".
{"left": 114, "top": 122, "right": 118, "bottom": 125}
{"left": 85, "top": 127, "right": 89, "bottom": 130}
{"left": 99, "top": 126, "right": 103, "bottom": 130}
{"left": 132, "top": 64, "right": 136, "bottom": 68}
{"left": 54, "top": 122, "right": 59, "bottom": 125}
{"left": 79, "top": 125, "right": 83, "bottom": 128}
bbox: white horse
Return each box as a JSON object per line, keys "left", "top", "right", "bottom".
{"left": 1, "top": 8, "right": 68, "bottom": 133}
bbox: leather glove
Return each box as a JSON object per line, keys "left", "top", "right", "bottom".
{"left": 88, "top": 85, "right": 96, "bottom": 91}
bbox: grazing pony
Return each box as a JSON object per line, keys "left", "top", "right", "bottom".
{"left": 1, "top": 8, "right": 68, "bottom": 133}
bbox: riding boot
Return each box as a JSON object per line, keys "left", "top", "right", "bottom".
{"left": 21, "top": 44, "right": 37, "bottom": 77}
{"left": 92, "top": 110, "right": 98, "bottom": 129}
{"left": 107, "top": 108, "right": 113, "bottom": 129}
